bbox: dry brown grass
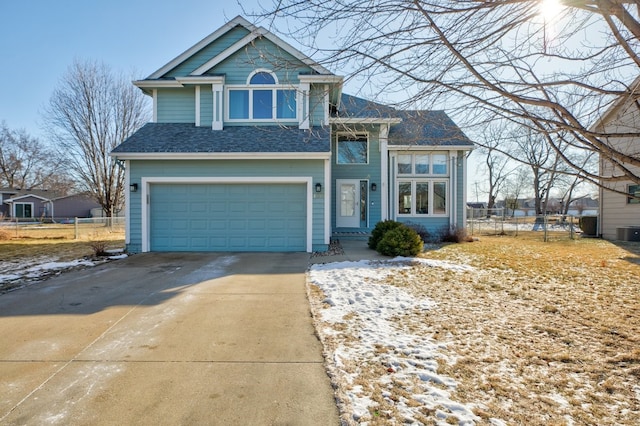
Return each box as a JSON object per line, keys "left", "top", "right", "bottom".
{"left": 382, "top": 234, "right": 640, "bottom": 425}
{"left": 0, "top": 224, "right": 124, "bottom": 292}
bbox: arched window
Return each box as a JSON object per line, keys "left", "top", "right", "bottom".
{"left": 227, "top": 70, "right": 296, "bottom": 121}
{"left": 249, "top": 71, "right": 276, "bottom": 85}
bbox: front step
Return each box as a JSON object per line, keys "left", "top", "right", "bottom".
{"left": 332, "top": 231, "right": 371, "bottom": 241}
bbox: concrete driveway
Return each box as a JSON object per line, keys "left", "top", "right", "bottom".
{"left": 0, "top": 252, "right": 339, "bottom": 425}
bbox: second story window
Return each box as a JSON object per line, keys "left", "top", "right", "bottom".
{"left": 227, "top": 70, "right": 297, "bottom": 121}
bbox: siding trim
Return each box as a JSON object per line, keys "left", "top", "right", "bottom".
{"left": 140, "top": 176, "right": 313, "bottom": 253}
{"left": 195, "top": 86, "right": 201, "bottom": 127}
{"left": 114, "top": 152, "right": 331, "bottom": 160}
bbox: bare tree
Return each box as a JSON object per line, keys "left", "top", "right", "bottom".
{"left": 0, "top": 122, "right": 61, "bottom": 190}
{"left": 43, "top": 60, "right": 150, "bottom": 217}
{"left": 556, "top": 150, "right": 598, "bottom": 215}
{"left": 476, "top": 124, "right": 515, "bottom": 213}
{"left": 252, "top": 0, "right": 640, "bottom": 184}
{"left": 503, "top": 166, "right": 531, "bottom": 216}
{"left": 513, "top": 128, "right": 564, "bottom": 214}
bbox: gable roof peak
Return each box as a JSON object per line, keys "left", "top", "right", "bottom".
{"left": 147, "top": 15, "right": 332, "bottom": 80}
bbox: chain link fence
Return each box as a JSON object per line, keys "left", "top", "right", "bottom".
{"left": 467, "top": 208, "right": 587, "bottom": 241}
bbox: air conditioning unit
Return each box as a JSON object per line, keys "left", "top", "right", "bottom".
{"left": 616, "top": 227, "right": 640, "bottom": 242}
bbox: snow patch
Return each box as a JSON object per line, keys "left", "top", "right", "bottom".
{"left": 309, "top": 258, "right": 481, "bottom": 424}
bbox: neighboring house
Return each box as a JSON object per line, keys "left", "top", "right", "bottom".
{"left": 1, "top": 189, "right": 58, "bottom": 219}
{"left": 111, "top": 16, "right": 474, "bottom": 253}
{"left": 47, "top": 193, "right": 102, "bottom": 220}
{"left": 493, "top": 197, "right": 599, "bottom": 217}
{"left": 592, "top": 78, "right": 640, "bottom": 240}
{"left": 1, "top": 188, "right": 100, "bottom": 221}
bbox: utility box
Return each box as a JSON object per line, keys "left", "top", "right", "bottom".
{"left": 616, "top": 226, "right": 640, "bottom": 242}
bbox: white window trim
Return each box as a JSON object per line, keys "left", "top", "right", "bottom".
{"left": 396, "top": 180, "right": 449, "bottom": 217}
{"left": 336, "top": 132, "right": 370, "bottom": 165}
{"left": 247, "top": 68, "right": 279, "bottom": 84}
{"left": 397, "top": 152, "right": 450, "bottom": 176}
{"left": 224, "top": 85, "right": 299, "bottom": 122}
{"left": 13, "top": 202, "right": 35, "bottom": 218}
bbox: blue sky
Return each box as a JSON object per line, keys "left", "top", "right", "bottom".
{"left": 0, "top": 0, "right": 266, "bottom": 139}
{"left": 0, "top": 1, "right": 486, "bottom": 195}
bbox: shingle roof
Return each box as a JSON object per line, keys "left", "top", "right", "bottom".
{"left": 335, "top": 94, "right": 474, "bottom": 147}
{"left": 334, "top": 94, "right": 397, "bottom": 119}
{"left": 388, "top": 110, "right": 474, "bottom": 147}
{"left": 112, "top": 123, "right": 331, "bottom": 154}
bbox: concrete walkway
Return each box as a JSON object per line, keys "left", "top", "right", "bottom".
{"left": 0, "top": 252, "right": 339, "bottom": 425}
{"left": 309, "top": 239, "right": 390, "bottom": 265}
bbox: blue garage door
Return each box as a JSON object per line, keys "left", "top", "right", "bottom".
{"left": 150, "top": 183, "right": 306, "bottom": 252}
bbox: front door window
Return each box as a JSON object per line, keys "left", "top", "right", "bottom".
{"left": 336, "top": 179, "right": 363, "bottom": 228}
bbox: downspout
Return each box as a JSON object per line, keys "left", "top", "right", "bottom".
{"left": 462, "top": 152, "right": 468, "bottom": 230}
{"left": 380, "top": 124, "right": 389, "bottom": 221}
{"left": 450, "top": 153, "right": 457, "bottom": 231}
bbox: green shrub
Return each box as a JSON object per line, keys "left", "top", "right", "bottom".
{"left": 368, "top": 220, "right": 403, "bottom": 249}
{"left": 376, "top": 225, "right": 424, "bottom": 257}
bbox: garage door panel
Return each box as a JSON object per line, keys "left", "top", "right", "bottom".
{"left": 150, "top": 183, "right": 306, "bottom": 252}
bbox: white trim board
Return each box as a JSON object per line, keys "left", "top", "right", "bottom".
{"left": 113, "top": 152, "right": 331, "bottom": 161}
{"left": 140, "top": 176, "right": 314, "bottom": 253}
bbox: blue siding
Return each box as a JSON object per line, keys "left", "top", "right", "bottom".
{"left": 309, "top": 85, "right": 326, "bottom": 126}
{"left": 165, "top": 26, "right": 251, "bottom": 77}
{"left": 127, "top": 159, "right": 326, "bottom": 253}
{"left": 157, "top": 88, "right": 195, "bottom": 123}
{"left": 200, "top": 85, "right": 213, "bottom": 127}
{"left": 209, "top": 37, "right": 314, "bottom": 85}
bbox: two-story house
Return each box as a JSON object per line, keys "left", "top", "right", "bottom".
{"left": 112, "top": 16, "right": 474, "bottom": 253}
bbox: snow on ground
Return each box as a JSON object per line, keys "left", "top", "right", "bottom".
{"left": 0, "top": 250, "right": 127, "bottom": 292}
{"left": 309, "top": 258, "right": 492, "bottom": 425}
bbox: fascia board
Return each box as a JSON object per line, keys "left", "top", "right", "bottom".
{"left": 112, "top": 152, "right": 331, "bottom": 160}
{"left": 298, "top": 75, "right": 344, "bottom": 84}
{"left": 147, "top": 15, "right": 256, "bottom": 79}
{"left": 330, "top": 117, "right": 403, "bottom": 125}
{"left": 388, "top": 144, "right": 474, "bottom": 151}
{"left": 134, "top": 80, "right": 183, "bottom": 89}
{"left": 4, "top": 194, "right": 51, "bottom": 202}
{"left": 175, "top": 76, "right": 225, "bottom": 85}
{"left": 589, "top": 75, "right": 640, "bottom": 131}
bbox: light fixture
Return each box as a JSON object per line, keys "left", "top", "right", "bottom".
{"left": 130, "top": 183, "right": 138, "bottom": 192}
{"left": 371, "top": 183, "right": 377, "bottom": 191}
{"left": 315, "top": 183, "right": 322, "bottom": 193}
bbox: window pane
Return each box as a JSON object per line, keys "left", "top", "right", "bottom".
{"left": 398, "top": 182, "right": 412, "bottom": 214}
{"left": 253, "top": 90, "right": 273, "bottom": 119}
{"left": 415, "top": 155, "right": 430, "bottom": 174}
{"left": 434, "top": 182, "right": 447, "bottom": 214}
{"left": 229, "top": 90, "right": 249, "bottom": 119}
{"left": 432, "top": 154, "right": 448, "bottom": 174}
{"left": 276, "top": 90, "right": 296, "bottom": 119}
{"left": 416, "top": 183, "right": 429, "bottom": 215}
{"left": 398, "top": 154, "right": 412, "bottom": 174}
{"left": 337, "top": 136, "right": 368, "bottom": 164}
{"left": 628, "top": 185, "right": 640, "bottom": 204}
{"left": 250, "top": 72, "right": 276, "bottom": 84}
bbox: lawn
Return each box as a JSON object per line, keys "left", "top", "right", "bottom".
{"left": 309, "top": 234, "right": 640, "bottom": 425}
{"left": 0, "top": 223, "right": 124, "bottom": 293}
